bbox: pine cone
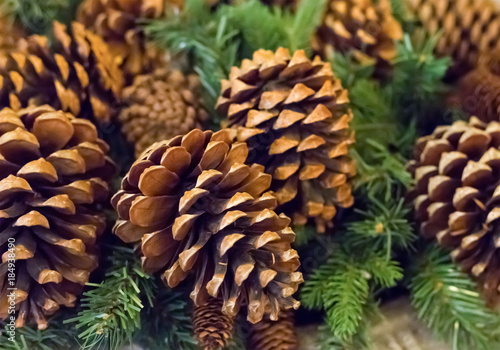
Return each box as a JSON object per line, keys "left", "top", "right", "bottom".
{"left": 0, "top": 105, "right": 114, "bottom": 329}
{"left": 409, "top": 117, "right": 500, "bottom": 304}
{"left": 76, "top": 0, "right": 176, "bottom": 77}
{"left": 193, "top": 297, "right": 234, "bottom": 350}
{"left": 215, "top": 48, "right": 356, "bottom": 233}
{"left": 119, "top": 69, "right": 208, "bottom": 156}
{"left": 409, "top": 0, "right": 500, "bottom": 77}
{"left": 0, "top": 16, "right": 24, "bottom": 56}
{"left": 0, "top": 21, "right": 124, "bottom": 123}
{"left": 455, "top": 55, "right": 500, "bottom": 122}
{"left": 314, "top": 0, "right": 402, "bottom": 64}
{"left": 249, "top": 309, "right": 297, "bottom": 350}
{"left": 112, "top": 129, "right": 302, "bottom": 323}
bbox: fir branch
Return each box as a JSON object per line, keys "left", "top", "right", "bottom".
{"left": 66, "top": 246, "right": 155, "bottom": 350}
{"left": 331, "top": 52, "right": 375, "bottom": 88}
{"left": 1, "top": 317, "right": 77, "bottom": 350}
{"left": 347, "top": 198, "right": 415, "bottom": 256}
{"left": 135, "top": 288, "right": 197, "bottom": 350}
{"left": 293, "top": 224, "right": 317, "bottom": 247}
{"left": 287, "top": 0, "right": 328, "bottom": 53}
{"left": 2, "top": 0, "right": 79, "bottom": 34}
{"left": 409, "top": 244, "right": 500, "bottom": 350}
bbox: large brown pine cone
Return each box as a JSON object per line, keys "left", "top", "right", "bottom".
{"left": 0, "top": 21, "right": 124, "bottom": 123}
{"left": 314, "top": 0, "right": 402, "bottom": 64}
{"left": 0, "top": 105, "right": 114, "bottom": 329}
{"left": 76, "top": 0, "right": 176, "bottom": 77}
{"left": 193, "top": 297, "right": 234, "bottom": 350}
{"left": 216, "top": 48, "right": 356, "bottom": 233}
{"left": 112, "top": 129, "right": 302, "bottom": 323}
{"left": 409, "top": 117, "right": 500, "bottom": 304}
{"left": 249, "top": 309, "right": 297, "bottom": 350}
{"left": 409, "top": 0, "right": 500, "bottom": 78}
{"left": 119, "top": 69, "right": 208, "bottom": 156}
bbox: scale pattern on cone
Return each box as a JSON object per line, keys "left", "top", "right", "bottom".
{"left": 119, "top": 69, "right": 208, "bottom": 156}
{"left": 409, "top": 117, "right": 500, "bottom": 304}
{"left": 409, "top": 0, "right": 500, "bottom": 76}
{"left": 112, "top": 129, "right": 302, "bottom": 323}
{"left": 193, "top": 298, "right": 234, "bottom": 350}
{"left": 0, "top": 21, "right": 124, "bottom": 123}
{"left": 0, "top": 17, "right": 24, "bottom": 56}
{"left": 314, "top": 0, "right": 402, "bottom": 64}
{"left": 0, "top": 105, "right": 114, "bottom": 329}
{"left": 216, "top": 48, "right": 356, "bottom": 233}
{"left": 456, "top": 55, "right": 500, "bottom": 123}
{"left": 249, "top": 309, "right": 297, "bottom": 350}
{"left": 77, "top": 0, "right": 176, "bottom": 76}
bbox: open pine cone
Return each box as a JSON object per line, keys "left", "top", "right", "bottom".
{"left": 314, "top": 0, "right": 402, "bottom": 64}
{"left": 0, "top": 16, "right": 24, "bottom": 56}
{"left": 216, "top": 48, "right": 356, "bottom": 233}
{"left": 409, "top": 117, "right": 500, "bottom": 304}
{"left": 119, "top": 69, "right": 208, "bottom": 156}
{"left": 193, "top": 297, "right": 234, "bottom": 350}
{"left": 0, "top": 105, "right": 114, "bottom": 329}
{"left": 409, "top": 0, "right": 500, "bottom": 78}
{"left": 77, "top": 0, "right": 176, "bottom": 77}
{"left": 112, "top": 129, "right": 302, "bottom": 323}
{"left": 0, "top": 21, "right": 124, "bottom": 123}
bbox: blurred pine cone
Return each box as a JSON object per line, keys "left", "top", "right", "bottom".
{"left": 0, "top": 16, "right": 24, "bottom": 56}
{"left": 0, "top": 21, "right": 124, "bottom": 123}
{"left": 409, "top": 117, "right": 500, "bottom": 304}
{"left": 0, "top": 105, "right": 114, "bottom": 329}
{"left": 455, "top": 55, "right": 500, "bottom": 122}
{"left": 112, "top": 129, "right": 302, "bottom": 324}
{"left": 193, "top": 297, "right": 234, "bottom": 350}
{"left": 409, "top": 0, "right": 500, "bottom": 78}
{"left": 314, "top": 0, "right": 402, "bottom": 65}
{"left": 249, "top": 309, "right": 297, "bottom": 350}
{"left": 119, "top": 69, "right": 208, "bottom": 156}
{"left": 77, "top": 0, "right": 177, "bottom": 77}
{"left": 216, "top": 48, "right": 356, "bottom": 233}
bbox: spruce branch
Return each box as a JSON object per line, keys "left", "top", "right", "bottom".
{"left": 1, "top": 316, "right": 77, "bottom": 350}
{"left": 66, "top": 246, "right": 155, "bottom": 350}
{"left": 409, "top": 244, "right": 500, "bottom": 350}
{"left": 136, "top": 288, "right": 197, "bottom": 350}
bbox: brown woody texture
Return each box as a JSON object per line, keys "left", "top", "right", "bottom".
{"left": 455, "top": 55, "right": 500, "bottom": 122}
{"left": 0, "top": 105, "right": 114, "bottom": 329}
{"left": 314, "top": 0, "right": 402, "bottom": 64}
{"left": 249, "top": 309, "right": 298, "bottom": 350}
{"left": 409, "top": 0, "right": 500, "bottom": 77}
{"left": 119, "top": 69, "right": 208, "bottom": 156}
{"left": 0, "top": 21, "right": 124, "bottom": 123}
{"left": 216, "top": 48, "right": 356, "bottom": 233}
{"left": 0, "top": 16, "right": 24, "bottom": 56}
{"left": 76, "top": 0, "right": 178, "bottom": 77}
{"left": 409, "top": 117, "right": 500, "bottom": 304}
{"left": 193, "top": 297, "right": 234, "bottom": 350}
{"left": 112, "top": 128, "right": 302, "bottom": 324}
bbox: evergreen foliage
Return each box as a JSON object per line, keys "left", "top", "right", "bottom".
{"left": 66, "top": 247, "right": 155, "bottom": 350}
{"left": 409, "top": 244, "right": 500, "bottom": 350}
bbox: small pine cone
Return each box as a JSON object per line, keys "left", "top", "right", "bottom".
{"left": 119, "top": 69, "right": 208, "bottom": 156}
{"left": 409, "top": 117, "right": 500, "bottom": 304}
{"left": 0, "top": 105, "right": 114, "bottom": 329}
{"left": 0, "top": 21, "right": 124, "bottom": 123}
{"left": 314, "top": 0, "right": 402, "bottom": 64}
{"left": 76, "top": 0, "right": 177, "bottom": 76}
{"left": 249, "top": 310, "right": 297, "bottom": 350}
{"left": 193, "top": 298, "right": 234, "bottom": 350}
{"left": 112, "top": 129, "right": 302, "bottom": 324}
{"left": 455, "top": 55, "right": 500, "bottom": 123}
{"left": 216, "top": 48, "right": 356, "bottom": 233}
{"left": 409, "top": 0, "right": 500, "bottom": 77}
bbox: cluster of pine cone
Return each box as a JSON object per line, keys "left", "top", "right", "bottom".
{"left": 5, "top": 0, "right": 500, "bottom": 348}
